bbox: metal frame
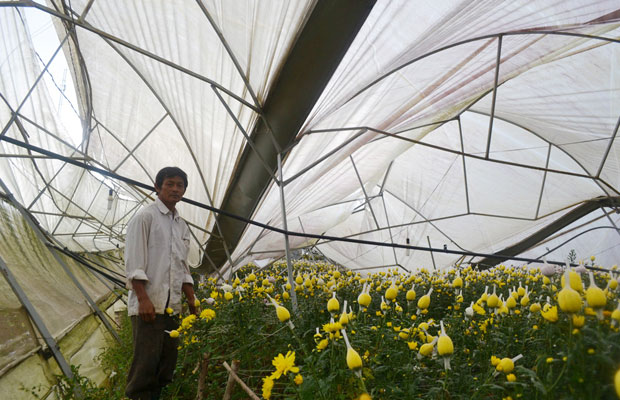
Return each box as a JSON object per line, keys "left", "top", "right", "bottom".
{"left": 485, "top": 35, "right": 502, "bottom": 159}
{"left": 1, "top": 0, "right": 618, "bottom": 278}
{"left": 277, "top": 154, "right": 298, "bottom": 310}
{"left": 0, "top": 255, "right": 77, "bottom": 387}
{"left": 0, "top": 179, "right": 120, "bottom": 342}
{"left": 350, "top": 155, "right": 380, "bottom": 230}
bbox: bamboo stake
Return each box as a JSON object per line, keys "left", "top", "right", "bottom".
{"left": 195, "top": 353, "right": 209, "bottom": 400}
{"left": 222, "top": 361, "right": 260, "bottom": 400}
{"left": 222, "top": 359, "right": 240, "bottom": 400}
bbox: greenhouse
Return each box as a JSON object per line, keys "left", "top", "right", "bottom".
{"left": 1, "top": 0, "right": 620, "bottom": 399}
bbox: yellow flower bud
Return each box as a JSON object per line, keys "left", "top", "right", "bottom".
{"left": 358, "top": 292, "right": 371, "bottom": 307}
{"left": 276, "top": 305, "right": 290, "bottom": 323}
{"left": 346, "top": 347, "right": 363, "bottom": 370}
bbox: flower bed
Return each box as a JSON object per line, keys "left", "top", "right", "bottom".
{"left": 168, "top": 259, "right": 620, "bottom": 400}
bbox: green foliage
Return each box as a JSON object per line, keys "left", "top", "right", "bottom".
{"left": 40, "top": 261, "right": 620, "bottom": 399}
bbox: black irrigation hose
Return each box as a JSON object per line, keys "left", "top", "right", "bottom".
{"left": 1, "top": 135, "right": 615, "bottom": 274}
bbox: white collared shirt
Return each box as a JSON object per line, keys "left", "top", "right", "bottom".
{"left": 125, "top": 197, "right": 193, "bottom": 316}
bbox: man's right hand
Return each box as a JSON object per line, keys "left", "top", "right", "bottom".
{"left": 138, "top": 297, "right": 156, "bottom": 322}
{"left": 132, "top": 279, "right": 155, "bottom": 322}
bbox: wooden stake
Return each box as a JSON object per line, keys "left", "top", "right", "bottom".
{"left": 222, "top": 359, "right": 239, "bottom": 400}
{"left": 222, "top": 361, "right": 261, "bottom": 400}
{"left": 195, "top": 353, "right": 209, "bottom": 400}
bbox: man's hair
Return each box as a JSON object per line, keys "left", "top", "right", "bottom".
{"left": 155, "top": 167, "right": 188, "bottom": 189}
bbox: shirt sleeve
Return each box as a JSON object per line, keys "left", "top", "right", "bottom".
{"left": 125, "top": 211, "right": 151, "bottom": 289}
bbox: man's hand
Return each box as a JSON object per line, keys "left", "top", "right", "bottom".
{"left": 132, "top": 280, "right": 155, "bottom": 322}
{"left": 183, "top": 282, "right": 199, "bottom": 316}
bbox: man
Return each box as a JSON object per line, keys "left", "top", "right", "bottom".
{"left": 124, "top": 166, "right": 198, "bottom": 400}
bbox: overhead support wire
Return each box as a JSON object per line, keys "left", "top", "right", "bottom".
{"left": 596, "top": 114, "right": 620, "bottom": 178}
{"left": 92, "top": 32, "right": 238, "bottom": 274}
{"left": 456, "top": 117, "right": 471, "bottom": 213}
{"left": 2, "top": 123, "right": 616, "bottom": 273}
{"left": 300, "top": 125, "right": 604, "bottom": 182}
{"left": 112, "top": 112, "right": 169, "bottom": 172}
{"left": 485, "top": 35, "right": 502, "bottom": 159}
{"left": 535, "top": 144, "right": 552, "bottom": 219}
{"left": 350, "top": 155, "right": 381, "bottom": 230}
{"left": 5, "top": 0, "right": 259, "bottom": 112}
{"left": 464, "top": 109, "right": 615, "bottom": 196}
{"left": 211, "top": 85, "right": 279, "bottom": 183}
{"left": 381, "top": 195, "right": 399, "bottom": 267}
{"left": 283, "top": 129, "right": 368, "bottom": 185}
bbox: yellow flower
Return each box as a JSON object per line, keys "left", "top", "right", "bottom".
{"left": 168, "top": 330, "right": 179, "bottom": 338}
{"left": 359, "top": 394, "right": 372, "bottom": 400}
{"left": 316, "top": 338, "right": 329, "bottom": 351}
{"left": 541, "top": 305, "right": 558, "bottom": 322}
{"left": 558, "top": 270, "right": 582, "bottom": 313}
{"left": 199, "top": 308, "right": 216, "bottom": 321}
{"left": 506, "top": 373, "right": 516, "bottom": 382}
{"left": 407, "top": 341, "right": 419, "bottom": 351}
{"left": 572, "top": 314, "right": 585, "bottom": 328}
{"left": 262, "top": 375, "right": 274, "bottom": 399}
{"left": 181, "top": 314, "right": 197, "bottom": 330}
{"left": 194, "top": 298, "right": 201, "bottom": 307}
{"left": 165, "top": 307, "right": 174, "bottom": 315}
{"left": 546, "top": 357, "right": 554, "bottom": 364}
{"left": 614, "top": 368, "right": 620, "bottom": 398}
{"left": 224, "top": 291, "right": 234, "bottom": 301}
{"left": 294, "top": 374, "right": 303, "bottom": 385}
{"left": 561, "top": 270, "right": 583, "bottom": 292}
{"left": 271, "top": 351, "right": 299, "bottom": 379}
{"left": 472, "top": 303, "right": 486, "bottom": 315}
{"left": 418, "top": 342, "right": 434, "bottom": 357}
{"left": 385, "top": 282, "right": 398, "bottom": 301}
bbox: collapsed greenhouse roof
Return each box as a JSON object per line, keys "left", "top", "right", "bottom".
{"left": 1, "top": 0, "right": 620, "bottom": 278}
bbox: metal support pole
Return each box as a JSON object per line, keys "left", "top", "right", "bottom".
{"left": 535, "top": 144, "right": 552, "bottom": 219}
{"left": 0, "top": 179, "right": 120, "bottom": 342}
{"left": 0, "top": 255, "right": 78, "bottom": 393}
{"left": 350, "top": 156, "right": 381, "bottom": 229}
{"left": 485, "top": 34, "right": 503, "bottom": 159}
{"left": 381, "top": 195, "right": 399, "bottom": 266}
{"left": 427, "top": 236, "right": 437, "bottom": 271}
{"left": 277, "top": 154, "right": 298, "bottom": 311}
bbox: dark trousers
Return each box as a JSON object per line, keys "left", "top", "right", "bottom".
{"left": 125, "top": 314, "right": 179, "bottom": 400}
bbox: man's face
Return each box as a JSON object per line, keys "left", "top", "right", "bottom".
{"left": 156, "top": 176, "right": 186, "bottom": 207}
